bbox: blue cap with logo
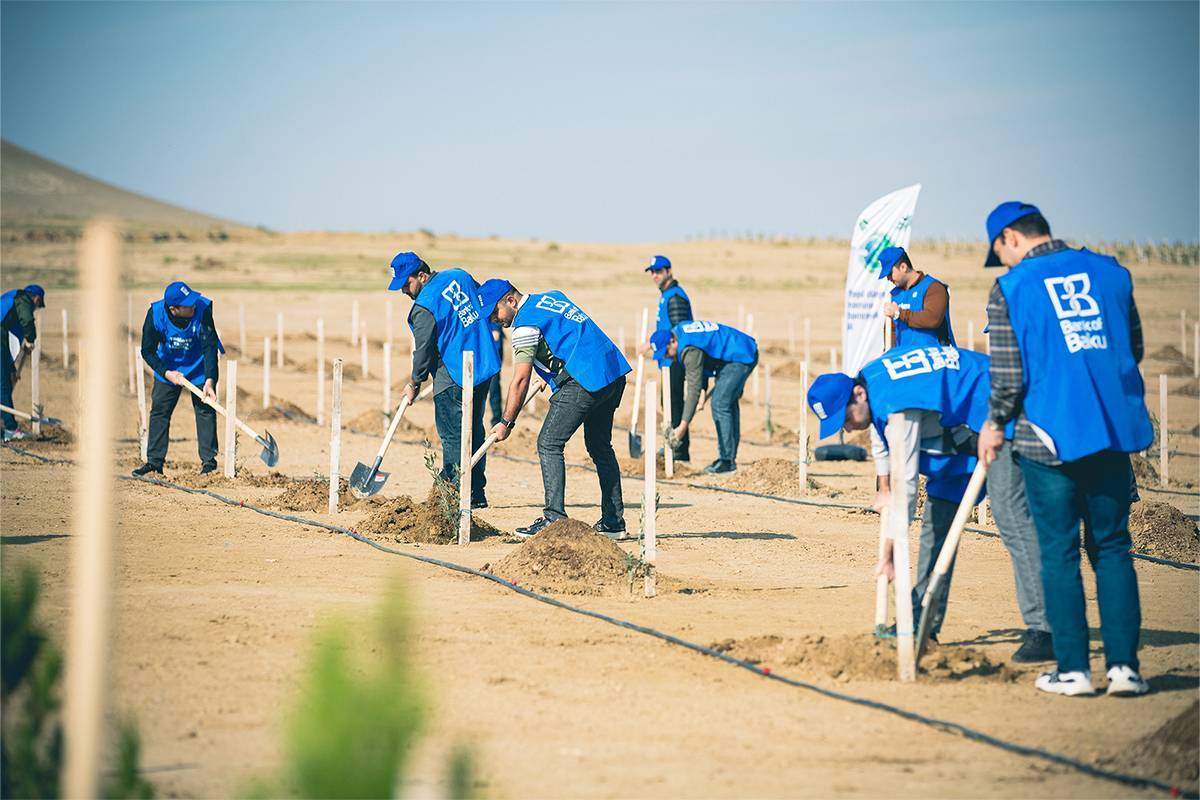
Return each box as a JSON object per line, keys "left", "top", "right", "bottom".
{"left": 23, "top": 284, "right": 45, "bottom": 298}
{"left": 807, "top": 372, "right": 856, "bottom": 440}
{"left": 388, "top": 251, "right": 428, "bottom": 290}
{"left": 876, "top": 246, "right": 907, "bottom": 280}
{"left": 164, "top": 280, "right": 200, "bottom": 307}
{"left": 648, "top": 329, "right": 673, "bottom": 357}
{"left": 644, "top": 255, "right": 671, "bottom": 272}
{"left": 984, "top": 201, "right": 1041, "bottom": 267}
{"left": 476, "top": 278, "right": 514, "bottom": 318}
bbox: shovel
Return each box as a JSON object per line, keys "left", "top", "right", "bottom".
{"left": 9, "top": 346, "right": 29, "bottom": 386}
{"left": 628, "top": 309, "right": 649, "bottom": 458}
{"left": 872, "top": 507, "right": 892, "bottom": 638}
{"left": 0, "top": 403, "right": 62, "bottom": 426}
{"left": 177, "top": 378, "right": 279, "bottom": 467}
{"left": 914, "top": 461, "right": 988, "bottom": 665}
{"left": 469, "top": 379, "right": 548, "bottom": 467}
{"left": 348, "top": 384, "right": 433, "bottom": 498}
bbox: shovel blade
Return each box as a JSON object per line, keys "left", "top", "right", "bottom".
{"left": 256, "top": 431, "right": 280, "bottom": 467}
{"left": 349, "top": 462, "right": 389, "bottom": 498}
{"left": 40, "top": 416, "right": 63, "bottom": 426}
{"left": 914, "top": 581, "right": 944, "bottom": 666}
{"left": 628, "top": 430, "right": 643, "bottom": 459}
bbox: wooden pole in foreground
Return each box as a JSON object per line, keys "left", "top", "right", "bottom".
{"left": 276, "top": 311, "right": 284, "bottom": 368}
{"left": 135, "top": 349, "right": 148, "bottom": 461}
{"left": 382, "top": 343, "right": 392, "bottom": 426}
{"left": 886, "top": 414, "right": 916, "bottom": 682}
{"left": 329, "top": 359, "right": 343, "bottom": 514}
{"left": 224, "top": 360, "right": 238, "bottom": 478}
{"left": 661, "top": 366, "right": 673, "bottom": 479}
{"left": 262, "top": 337, "right": 271, "bottom": 410}
{"left": 798, "top": 361, "right": 809, "bottom": 495}
{"left": 62, "top": 308, "right": 70, "bottom": 369}
{"left": 351, "top": 301, "right": 360, "bottom": 345}
{"left": 238, "top": 303, "right": 247, "bottom": 356}
{"left": 316, "top": 319, "right": 326, "bottom": 426}
{"left": 458, "top": 351, "right": 474, "bottom": 546}
{"left": 644, "top": 378, "right": 657, "bottom": 598}
{"left": 62, "top": 220, "right": 119, "bottom": 798}
{"left": 360, "top": 322, "right": 369, "bottom": 379}
{"left": 630, "top": 307, "right": 649, "bottom": 428}
{"left": 1156, "top": 376, "right": 1166, "bottom": 489}
{"left": 31, "top": 335, "right": 41, "bottom": 436}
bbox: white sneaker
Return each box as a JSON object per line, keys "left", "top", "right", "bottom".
{"left": 1035, "top": 670, "right": 1096, "bottom": 696}
{"left": 2, "top": 429, "right": 28, "bottom": 442}
{"left": 1106, "top": 665, "right": 1150, "bottom": 697}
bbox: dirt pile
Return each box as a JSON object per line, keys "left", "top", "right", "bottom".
{"left": 1128, "top": 501, "right": 1198, "bottom": 563}
{"left": 719, "top": 458, "right": 841, "bottom": 498}
{"left": 344, "top": 409, "right": 428, "bottom": 437}
{"left": 266, "top": 478, "right": 383, "bottom": 513}
{"left": 712, "top": 634, "right": 1017, "bottom": 683}
{"left": 1131, "top": 453, "right": 1159, "bottom": 485}
{"left": 247, "top": 399, "right": 316, "bottom": 424}
{"left": 25, "top": 426, "right": 75, "bottom": 446}
{"left": 356, "top": 488, "right": 504, "bottom": 544}
{"left": 772, "top": 360, "right": 804, "bottom": 379}
{"left": 489, "top": 518, "right": 658, "bottom": 596}
{"left": 1111, "top": 701, "right": 1198, "bottom": 793}
{"left": 1172, "top": 379, "right": 1199, "bottom": 397}
{"left": 618, "top": 454, "right": 696, "bottom": 479}
{"left": 1149, "top": 344, "right": 1189, "bottom": 365}
{"left": 158, "top": 469, "right": 294, "bottom": 490}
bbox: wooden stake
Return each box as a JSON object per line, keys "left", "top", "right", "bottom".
{"left": 1181, "top": 310, "right": 1187, "bottom": 357}
{"left": 1159, "top": 374, "right": 1168, "bottom": 487}
{"left": 360, "top": 322, "right": 369, "bottom": 378}
{"left": 126, "top": 331, "right": 135, "bottom": 395}
{"left": 62, "top": 308, "right": 70, "bottom": 370}
{"left": 874, "top": 509, "right": 889, "bottom": 630}
{"left": 803, "top": 317, "right": 811, "bottom": 367}
{"left": 224, "top": 360, "right": 238, "bottom": 478}
{"left": 382, "top": 342, "right": 392, "bottom": 421}
{"left": 644, "top": 378, "right": 657, "bottom": 598}
{"left": 886, "top": 414, "right": 916, "bottom": 682}
{"left": 798, "top": 361, "right": 809, "bottom": 495}
{"left": 351, "top": 300, "right": 360, "bottom": 345}
{"left": 276, "top": 311, "right": 284, "bottom": 368}
{"left": 459, "top": 351, "right": 474, "bottom": 546}
{"left": 31, "top": 334, "right": 41, "bottom": 436}
{"left": 316, "top": 319, "right": 326, "bottom": 426}
{"left": 238, "top": 302, "right": 247, "bottom": 356}
{"left": 329, "top": 359, "right": 344, "bottom": 514}
{"left": 661, "top": 366, "right": 673, "bottom": 479}
{"left": 135, "top": 349, "right": 148, "bottom": 462}
{"left": 262, "top": 337, "right": 271, "bottom": 409}
{"left": 630, "top": 307, "right": 649, "bottom": 430}
{"left": 62, "top": 220, "right": 119, "bottom": 799}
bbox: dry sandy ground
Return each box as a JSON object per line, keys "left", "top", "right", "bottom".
{"left": 1, "top": 233, "right": 1197, "bottom": 798}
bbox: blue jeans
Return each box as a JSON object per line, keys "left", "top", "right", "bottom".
{"left": 1018, "top": 451, "right": 1141, "bottom": 674}
{"left": 434, "top": 381, "right": 490, "bottom": 503}
{"left": 710, "top": 359, "right": 755, "bottom": 463}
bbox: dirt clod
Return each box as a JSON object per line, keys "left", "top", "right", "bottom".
{"left": 1128, "top": 501, "right": 1198, "bottom": 563}
{"left": 162, "top": 470, "right": 294, "bottom": 489}
{"left": 719, "top": 457, "right": 841, "bottom": 498}
{"left": 356, "top": 488, "right": 504, "bottom": 544}
{"left": 266, "top": 478, "right": 383, "bottom": 513}
{"left": 1113, "top": 701, "right": 1199, "bottom": 794}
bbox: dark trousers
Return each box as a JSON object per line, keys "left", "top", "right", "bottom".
{"left": 486, "top": 373, "right": 503, "bottom": 426}
{"left": 537, "top": 376, "right": 626, "bottom": 527}
{"left": 1, "top": 340, "right": 15, "bottom": 431}
{"left": 433, "top": 380, "right": 489, "bottom": 503}
{"left": 147, "top": 379, "right": 218, "bottom": 468}
{"left": 710, "top": 359, "right": 755, "bottom": 463}
{"left": 1019, "top": 450, "right": 1142, "bottom": 674}
{"left": 668, "top": 360, "right": 689, "bottom": 459}
{"left": 910, "top": 495, "right": 958, "bottom": 638}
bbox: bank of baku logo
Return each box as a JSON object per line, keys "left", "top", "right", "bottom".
{"left": 1044, "top": 273, "right": 1107, "bottom": 353}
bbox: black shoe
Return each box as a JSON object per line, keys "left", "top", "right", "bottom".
{"left": 593, "top": 519, "right": 627, "bottom": 539}
{"left": 703, "top": 460, "right": 737, "bottom": 475}
{"left": 674, "top": 452, "right": 690, "bottom": 463}
{"left": 200, "top": 462, "right": 218, "bottom": 475}
{"left": 131, "top": 463, "right": 164, "bottom": 477}
{"left": 1012, "top": 629, "right": 1055, "bottom": 663}
{"left": 514, "top": 516, "right": 554, "bottom": 539}
{"left": 471, "top": 497, "right": 489, "bottom": 510}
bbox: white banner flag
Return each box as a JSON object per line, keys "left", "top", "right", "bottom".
{"left": 840, "top": 183, "right": 921, "bottom": 376}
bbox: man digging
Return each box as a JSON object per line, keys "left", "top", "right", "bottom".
{"left": 879, "top": 246, "right": 956, "bottom": 348}
{"left": 1, "top": 283, "right": 45, "bottom": 441}
{"left": 477, "top": 278, "right": 631, "bottom": 539}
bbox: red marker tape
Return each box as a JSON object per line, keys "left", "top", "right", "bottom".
{"left": 762, "top": 666, "right": 771, "bottom": 675}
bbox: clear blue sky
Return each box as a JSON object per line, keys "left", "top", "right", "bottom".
{"left": 3, "top": 1, "right": 1197, "bottom": 242}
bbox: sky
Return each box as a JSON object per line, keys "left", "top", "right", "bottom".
{"left": 2, "top": 1, "right": 1197, "bottom": 243}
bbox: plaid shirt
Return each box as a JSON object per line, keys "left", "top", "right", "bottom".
{"left": 985, "top": 239, "right": 1143, "bottom": 464}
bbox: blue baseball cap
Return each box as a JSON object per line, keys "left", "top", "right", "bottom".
{"left": 163, "top": 280, "right": 200, "bottom": 307}
{"left": 807, "top": 372, "right": 855, "bottom": 439}
{"left": 23, "top": 284, "right": 45, "bottom": 298}
{"left": 644, "top": 255, "right": 671, "bottom": 272}
{"left": 984, "top": 201, "right": 1041, "bottom": 267}
{"left": 476, "top": 278, "right": 514, "bottom": 318}
{"left": 876, "top": 247, "right": 907, "bottom": 280}
{"left": 648, "top": 329, "right": 673, "bottom": 357}
{"left": 388, "top": 251, "right": 428, "bottom": 290}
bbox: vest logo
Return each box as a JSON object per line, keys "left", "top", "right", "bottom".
{"left": 535, "top": 295, "right": 588, "bottom": 324}
{"left": 1043, "top": 274, "right": 1100, "bottom": 319}
{"left": 680, "top": 321, "right": 719, "bottom": 334}
{"left": 883, "top": 346, "right": 960, "bottom": 380}
{"left": 441, "top": 281, "right": 480, "bottom": 328}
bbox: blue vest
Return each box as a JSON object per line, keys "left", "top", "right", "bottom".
{"left": 413, "top": 269, "right": 500, "bottom": 388}
{"left": 997, "top": 247, "right": 1152, "bottom": 462}
{"left": 654, "top": 283, "right": 692, "bottom": 366}
{"left": 151, "top": 297, "right": 224, "bottom": 385}
{"left": 513, "top": 291, "right": 630, "bottom": 393}
{"left": 891, "top": 274, "right": 956, "bottom": 348}
{"left": 673, "top": 321, "right": 758, "bottom": 366}
{"left": 0, "top": 290, "right": 24, "bottom": 341}
{"left": 861, "top": 345, "right": 993, "bottom": 502}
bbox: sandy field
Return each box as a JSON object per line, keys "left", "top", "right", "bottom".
{"left": 2, "top": 232, "right": 1197, "bottom": 798}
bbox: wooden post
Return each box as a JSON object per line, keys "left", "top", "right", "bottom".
{"left": 886, "top": 414, "right": 916, "bottom": 682}
{"left": 788, "top": 318, "right": 796, "bottom": 355}
{"left": 224, "top": 360, "right": 238, "bottom": 478}
{"left": 1159, "top": 374, "right": 1168, "bottom": 487}
{"left": 458, "top": 351, "right": 474, "bottom": 546}
{"left": 126, "top": 331, "right": 135, "bottom": 395}
{"left": 644, "top": 378, "right": 657, "bottom": 598}
{"left": 238, "top": 303, "right": 247, "bottom": 356}
{"left": 62, "top": 308, "right": 70, "bottom": 370}
{"left": 134, "top": 349, "right": 148, "bottom": 462}
{"left": 316, "top": 319, "right": 326, "bottom": 426}
{"left": 329, "top": 359, "right": 344, "bottom": 514}
{"left": 276, "top": 311, "right": 284, "bottom": 368}
{"left": 62, "top": 220, "right": 119, "bottom": 799}
{"left": 1181, "top": 310, "right": 1187, "bottom": 357}
{"left": 803, "top": 318, "right": 811, "bottom": 367}
{"left": 360, "top": 322, "right": 369, "bottom": 378}
{"left": 798, "top": 361, "right": 809, "bottom": 495}
{"left": 631, "top": 307, "right": 649, "bottom": 426}
{"left": 661, "top": 366, "right": 674, "bottom": 479}
{"left": 351, "top": 300, "right": 360, "bottom": 345}
{"left": 382, "top": 342, "right": 392, "bottom": 420}
{"left": 262, "top": 337, "right": 271, "bottom": 409}
{"left": 967, "top": 320, "right": 975, "bottom": 352}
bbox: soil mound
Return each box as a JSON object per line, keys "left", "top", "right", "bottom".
{"left": 25, "top": 426, "right": 75, "bottom": 446}
{"left": 712, "top": 634, "right": 1018, "bottom": 683}
{"left": 247, "top": 399, "right": 316, "bottom": 424}
{"left": 489, "top": 518, "right": 657, "bottom": 596}
{"left": 161, "top": 469, "right": 293, "bottom": 490}
{"left": 1149, "top": 345, "right": 1188, "bottom": 365}
{"left": 618, "top": 454, "right": 696, "bottom": 479}
{"left": 772, "top": 360, "right": 803, "bottom": 379}
{"left": 344, "top": 409, "right": 428, "bottom": 437}
{"left": 1128, "top": 501, "right": 1198, "bottom": 563}
{"left": 720, "top": 458, "right": 841, "bottom": 498}
{"left": 356, "top": 488, "right": 504, "bottom": 544}
{"left": 769, "top": 425, "right": 800, "bottom": 446}
{"left": 1113, "top": 701, "right": 1198, "bottom": 793}
{"left": 266, "top": 478, "right": 383, "bottom": 513}
{"left": 1172, "top": 379, "right": 1199, "bottom": 397}
{"left": 1131, "top": 453, "right": 1159, "bottom": 485}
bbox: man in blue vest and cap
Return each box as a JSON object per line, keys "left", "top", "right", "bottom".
{"left": 645, "top": 255, "right": 694, "bottom": 461}
{"left": 977, "top": 202, "right": 1152, "bottom": 697}
{"left": 806, "top": 343, "right": 1054, "bottom": 661}
{"left": 1, "top": 284, "right": 46, "bottom": 440}
{"left": 389, "top": 251, "right": 500, "bottom": 509}
{"left": 879, "top": 247, "right": 956, "bottom": 348}
{"left": 648, "top": 321, "right": 758, "bottom": 475}
{"left": 134, "top": 281, "right": 224, "bottom": 476}
{"left": 477, "top": 278, "right": 631, "bottom": 539}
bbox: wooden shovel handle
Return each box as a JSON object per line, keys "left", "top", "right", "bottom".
{"left": 919, "top": 460, "right": 989, "bottom": 609}
{"left": 0, "top": 403, "right": 33, "bottom": 422}
{"left": 469, "top": 379, "right": 546, "bottom": 467}
{"left": 175, "top": 376, "right": 266, "bottom": 443}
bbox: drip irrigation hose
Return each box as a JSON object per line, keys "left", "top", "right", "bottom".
{"left": 2, "top": 441, "right": 1195, "bottom": 797}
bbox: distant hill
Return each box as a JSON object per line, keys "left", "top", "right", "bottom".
{"left": 1, "top": 139, "right": 241, "bottom": 231}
